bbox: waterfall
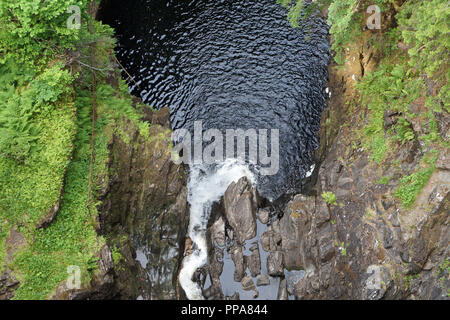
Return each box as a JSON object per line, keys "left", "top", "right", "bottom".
{"left": 179, "top": 159, "right": 255, "bottom": 300}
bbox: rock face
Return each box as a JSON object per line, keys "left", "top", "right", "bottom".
{"left": 262, "top": 3, "right": 449, "bottom": 301}
{"left": 202, "top": 177, "right": 270, "bottom": 299}
{"left": 261, "top": 6, "right": 450, "bottom": 299}
{"left": 246, "top": 242, "right": 261, "bottom": 277}
{"left": 45, "top": 106, "right": 189, "bottom": 301}
{"left": 98, "top": 107, "right": 189, "bottom": 300}
{"left": 52, "top": 245, "right": 116, "bottom": 300}
{"left": 0, "top": 272, "right": 19, "bottom": 300}
{"left": 223, "top": 177, "right": 258, "bottom": 245}
{"left": 197, "top": 2, "right": 449, "bottom": 301}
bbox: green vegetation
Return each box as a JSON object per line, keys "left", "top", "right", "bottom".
{"left": 0, "top": 0, "right": 89, "bottom": 66}
{"left": 280, "top": 0, "right": 449, "bottom": 209}
{"left": 397, "top": 0, "right": 450, "bottom": 82}
{"left": 336, "top": 241, "right": 347, "bottom": 256}
{"left": 376, "top": 176, "right": 390, "bottom": 185}
{"left": 0, "top": 1, "right": 150, "bottom": 299}
{"left": 404, "top": 273, "right": 420, "bottom": 289}
{"left": 394, "top": 167, "right": 434, "bottom": 208}
{"left": 0, "top": 0, "right": 447, "bottom": 300}
{"left": 321, "top": 192, "right": 337, "bottom": 206}
{"left": 357, "top": 62, "right": 425, "bottom": 163}
{"left": 436, "top": 258, "right": 449, "bottom": 277}
{"left": 394, "top": 151, "right": 438, "bottom": 208}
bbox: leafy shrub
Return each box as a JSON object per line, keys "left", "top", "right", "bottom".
{"left": 0, "top": 0, "right": 88, "bottom": 65}
{"left": 397, "top": 0, "right": 450, "bottom": 80}
{"left": 394, "top": 117, "right": 415, "bottom": 145}
{"left": 394, "top": 166, "right": 434, "bottom": 208}
{"left": 0, "top": 61, "right": 72, "bottom": 161}
{"left": 327, "top": 0, "right": 361, "bottom": 64}
{"left": 394, "top": 151, "right": 438, "bottom": 208}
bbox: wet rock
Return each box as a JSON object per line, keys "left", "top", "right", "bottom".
{"left": 267, "top": 251, "right": 284, "bottom": 277}
{"left": 227, "top": 292, "right": 240, "bottom": 300}
{"left": 224, "top": 177, "right": 257, "bottom": 245}
{"left": 98, "top": 108, "right": 189, "bottom": 300}
{"left": 209, "top": 247, "right": 224, "bottom": 282}
{"left": 260, "top": 230, "right": 281, "bottom": 252}
{"left": 241, "top": 276, "right": 256, "bottom": 291}
{"left": 246, "top": 242, "right": 261, "bottom": 277}
{"left": 257, "top": 208, "right": 270, "bottom": 224}
{"left": 256, "top": 274, "right": 270, "bottom": 286}
{"left": 210, "top": 217, "right": 226, "bottom": 247}
{"left": 230, "top": 245, "right": 245, "bottom": 282}
{"left": 277, "top": 279, "right": 288, "bottom": 300}
{"left": 278, "top": 194, "right": 316, "bottom": 270}
{"left": 203, "top": 286, "right": 222, "bottom": 300}
{"left": 285, "top": 270, "right": 305, "bottom": 295}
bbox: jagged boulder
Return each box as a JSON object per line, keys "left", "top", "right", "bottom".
{"left": 223, "top": 177, "right": 258, "bottom": 245}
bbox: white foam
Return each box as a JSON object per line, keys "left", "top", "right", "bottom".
{"left": 179, "top": 159, "right": 255, "bottom": 300}
{"left": 305, "top": 163, "right": 315, "bottom": 178}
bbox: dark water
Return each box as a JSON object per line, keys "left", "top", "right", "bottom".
{"left": 99, "top": 0, "right": 330, "bottom": 200}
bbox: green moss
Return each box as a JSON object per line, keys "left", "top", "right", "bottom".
{"left": 376, "top": 176, "right": 390, "bottom": 185}
{"left": 321, "top": 192, "right": 337, "bottom": 206}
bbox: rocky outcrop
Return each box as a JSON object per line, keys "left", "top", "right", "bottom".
{"left": 195, "top": 2, "right": 450, "bottom": 300}
{"left": 263, "top": 145, "right": 448, "bottom": 300}
{"left": 259, "top": 3, "right": 450, "bottom": 299}
{"left": 0, "top": 272, "right": 19, "bottom": 300}
{"left": 223, "top": 178, "right": 258, "bottom": 245}
{"left": 52, "top": 245, "right": 116, "bottom": 300}
{"left": 201, "top": 177, "right": 272, "bottom": 299}
{"left": 97, "top": 107, "right": 189, "bottom": 300}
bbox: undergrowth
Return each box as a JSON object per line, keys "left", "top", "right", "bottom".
{"left": 0, "top": 0, "right": 150, "bottom": 299}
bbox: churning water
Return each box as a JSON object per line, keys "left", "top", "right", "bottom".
{"left": 180, "top": 159, "right": 254, "bottom": 299}
{"left": 99, "top": 0, "right": 330, "bottom": 299}
{"left": 99, "top": 0, "right": 330, "bottom": 199}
